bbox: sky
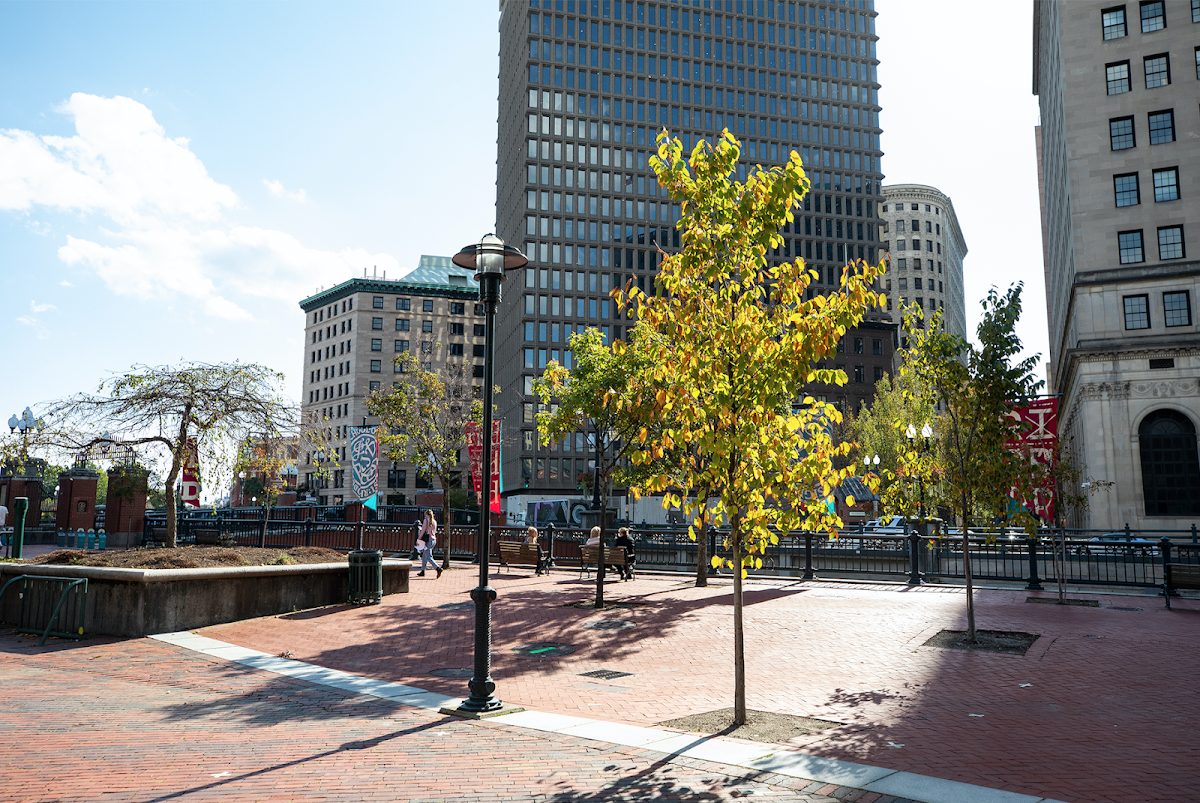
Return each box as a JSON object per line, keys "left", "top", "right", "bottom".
{"left": 0, "top": 0, "right": 1049, "bottom": 435}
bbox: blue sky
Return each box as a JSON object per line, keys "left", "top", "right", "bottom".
{"left": 1, "top": 1, "right": 1046, "bottom": 432}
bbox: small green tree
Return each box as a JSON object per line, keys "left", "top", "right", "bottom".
{"left": 901, "top": 286, "right": 1044, "bottom": 641}
{"left": 367, "top": 351, "right": 483, "bottom": 569}
{"left": 630, "top": 129, "right": 884, "bottom": 724}
{"left": 535, "top": 326, "right": 655, "bottom": 607}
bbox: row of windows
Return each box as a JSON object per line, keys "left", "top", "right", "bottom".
{"left": 1101, "top": 2, "right": 1197, "bottom": 40}
{"left": 520, "top": 238, "right": 875, "bottom": 270}
{"left": 1118, "top": 226, "right": 1187, "bottom": 264}
{"left": 886, "top": 219, "right": 940, "bottom": 234}
{"left": 526, "top": 213, "right": 875, "bottom": 244}
{"left": 311, "top": 362, "right": 351, "bottom": 385}
{"left": 367, "top": 358, "right": 486, "bottom": 377}
{"left": 895, "top": 278, "right": 944, "bottom": 293}
{"left": 1112, "top": 167, "right": 1180, "bottom": 206}
{"left": 311, "top": 297, "right": 353, "bottom": 324}
{"left": 1108, "top": 110, "right": 1176, "bottom": 151}
{"left": 881, "top": 202, "right": 941, "bottom": 215}
{"left": 310, "top": 341, "right": 352, "bottom": 364}
{"left": 1123, "top": 290, "right": 1193, "bottom": 329}
{"left": 371, "top": 317, "right": 487, "bottom": 336}
{"left": 529, "top": 1, "right": 872, "bottom": 33}
{"left": 882, "top": 239, "right": 941, "bottom": 254}
{"left": 311, "top": 318, "right": 353, "bottom": 343}
{"left": 1105, "top": 52, "right": 1196, "bottom": 96}
{"left": 892, "top": 258, "right": 943, "bottom": 273}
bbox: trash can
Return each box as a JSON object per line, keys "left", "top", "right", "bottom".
{"left": 348, "top": 549, "right": 383, "bottom": 605}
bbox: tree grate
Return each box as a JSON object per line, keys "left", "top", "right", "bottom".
{"left": 579, "top": 669, "right": 634, "bottom": 680}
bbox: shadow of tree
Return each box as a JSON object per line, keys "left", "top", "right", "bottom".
{"left": 539, "top": 753, "right": 802, "bottom": 802}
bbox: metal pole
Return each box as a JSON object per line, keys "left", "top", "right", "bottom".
{"left": 546, "top": 522, "right": 555, "bottom": 569}
{"left": 907, "top": 528, "right": 921, "bottom": 585}
{"left": 802, "top": 531, "right": 815, "bottom": 580}
{"left": 1025, "top": 533, "right": 1043, "bottom": 590}
{"left": 707, "top": 525, "right": 719, "bottom": 575}
{"left": 461, "top": 275, "right": 501, "bottom": 714}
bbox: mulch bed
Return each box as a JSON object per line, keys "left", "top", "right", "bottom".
{"left": 660, "top": 708, "right": 844, "bottom": 744}
{"left": 23, "top": 546, "right": 346, "bottom": 570}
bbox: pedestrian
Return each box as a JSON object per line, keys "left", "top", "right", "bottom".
{"left": 613, "top": 526, "right": 636, "bottom": 580}
{"left": 415, "top": 510, "right": 442, "bottom": 578}
{"left": 585, "top": 526, "right": 600, "bottom": 547}
{"left": 526, "top": 525, "right": 548, "bottom": 575}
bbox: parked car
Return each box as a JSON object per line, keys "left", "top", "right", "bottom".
{"left": 1074, "top": 533, "right": 1159, "bottom": 556}
{"left": 864, "top": 516, "right": 907, "bottom": 535}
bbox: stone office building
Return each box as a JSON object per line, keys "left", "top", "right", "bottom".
{"left": 1034, "top": 0, "right": 1200, "bottom": 529}
{"left": 297, "top": 258, "right": 487, "bottom": 507}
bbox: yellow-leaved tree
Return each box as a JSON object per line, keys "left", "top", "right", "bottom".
{"left": 625, "top": 130, "right": 885, "bottom": 725}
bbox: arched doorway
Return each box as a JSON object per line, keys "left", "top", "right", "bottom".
{"left": 1139, "top": 409, "right": 1200, "bottom": 516}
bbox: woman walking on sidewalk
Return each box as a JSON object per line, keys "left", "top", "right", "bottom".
{"left": 416, "top": 510, "right": 442, "bottom": 578}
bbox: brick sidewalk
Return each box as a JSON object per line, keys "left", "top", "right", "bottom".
{"left": 200, "top": 566, "right": 1199, "bottom": 803}
{"left": 0, "top": 632, "right": 903, "bottom": 803}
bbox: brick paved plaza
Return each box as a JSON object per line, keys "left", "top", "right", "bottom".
{"left": 1, "top": 562, "right": 1195, "bottom": 802}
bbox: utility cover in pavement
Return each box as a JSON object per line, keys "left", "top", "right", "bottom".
{"left": 579, "top": 669, "right": 634, "bottom": 680}
{"left": 513, "top": 642, "right": 576, "bottom": 658}
{"left": 582, "top": 619, "right": 634, "bottom": 631}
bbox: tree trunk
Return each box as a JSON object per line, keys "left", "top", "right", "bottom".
{"left": 961, "top": 491, "right": 976, "bottom": 642}
{"left": 731, "top": 511, "right": 746, "bottom": 725}
{"left": 260, "top": 501, "right": 270, "bottom": 548}
{"left": 594, "top": 470, "right": 609, "bottom": 609}
{"left": 695, "top": 494, "right": 708, "bottom": 588}
{"left": 441, "top": 478, "right": 452, "bottom": 570}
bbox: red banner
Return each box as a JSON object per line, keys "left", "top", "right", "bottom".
{"left": 1007, "top": 398, "right": 1058, "bottom": 521}
{"left": 181, "top": 439, "right": 201, "bottom": 508}
{"left": 466, "top": 421, "right": 503, "bottom": 514}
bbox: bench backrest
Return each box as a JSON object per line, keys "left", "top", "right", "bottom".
{"left": 581, "top": 545, "right": 625, "bottom": 564}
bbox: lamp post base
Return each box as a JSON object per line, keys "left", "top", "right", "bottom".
{"left": 439, "top": 701, "right": 526, "bottom": 720}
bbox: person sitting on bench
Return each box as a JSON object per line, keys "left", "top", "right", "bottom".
{"left": 613, "top": 527, "right": 636, "bottom": 580}
{"left": 525, "top": 526, "right": 549, "bottom": 575}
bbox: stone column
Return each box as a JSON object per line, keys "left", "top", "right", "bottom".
{"left": 105, "top": 467, "right": 150, "bottom": 548}
{"left": 56, "top": 468, "right": 100, "bottom": 533}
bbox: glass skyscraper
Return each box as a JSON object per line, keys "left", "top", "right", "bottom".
{"left": 496, "top": 0, "right": 884, "bottom": 505}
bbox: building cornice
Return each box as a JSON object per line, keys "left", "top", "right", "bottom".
{"left": 300, "top": 278, "right": 478, "bottom": 312}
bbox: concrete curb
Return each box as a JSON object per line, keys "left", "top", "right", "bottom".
{"left": 150, "top": 631, "right": 1070, "bottom": 803}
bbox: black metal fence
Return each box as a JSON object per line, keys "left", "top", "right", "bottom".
{"left": 135, "top": 515, "right": 1200, "bottom": 594}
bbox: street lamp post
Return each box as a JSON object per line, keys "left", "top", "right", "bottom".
{"left": 905, "top": 423, "right": 934, "bottom": 522}
{"left": 450, "top": 233, "right": 527, "bottom": 716}
{"left": 863, "top": 454, "right": 880, "bottom": 515}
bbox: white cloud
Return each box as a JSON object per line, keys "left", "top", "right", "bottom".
{"left": 263, "top": 179, "right": 306, "bottom": 203}
{"left": 59, "top": 280, "right": 72, "bottom": 287}
{"left": 30, "top": 301, "right": 56, "bottom": 313}
{"left": 1, "top": 93, "right": 399, "bottom": 322}
{"left": 16, "top": 316, "right": 36, "bottom": 326}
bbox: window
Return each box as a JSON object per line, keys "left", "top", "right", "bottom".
{"left": 1152, "top": 167, "right": 1179, "bottom": 201}
{"left": 368, "top": 382, "right": 380, "bottom": 393}
{"left": 872, "top": 339, "right": 882, "bottom": 356}
{"left": 370, "top": 360, "right": 382, "bottom": 373}
{"left": 1114, "top": 173, "right": 1140, "bottom": 206}
{"left": 422, "top": 320, "right": 434, "bottom": 332}
{"left": 396, "top": 318, "right": 410, "bottom": 331}
{"left": 421, "top": 341, "right": 433, "bottom": 353}
{"left": 450, "top": 302, "right": 465, "bottom": 315}
{"left": 1158, "top": 226, "right": 1185, "bottom": 259}
{"left": 449, "top": 343, "right": 465, "bottom": 356}
{"left": 370, "top": 338, "right": 382, "bottom": 351}
{"left": 1124, "top": 294, "right": 1150, "bottom": 329}
{"left": 387, "top": 468, "right": 407, "bottom": 489}
{"left": 395, "top": 339, "right": 409, "bottom": 352}
{"left": 853, "top": 337, "right": 863, "bottom": 354}
{"left": 873, "top": 366, "right": 884, "bottom": 382}
{"left": 1139, "top": 410, "right": 1200, "bottom": 517}
{"left": 1106, "top": 61, "right": 1131, "bottom": 94}
{"left": 474, "top": 303, "right": 485, "bottom": 315}
{"left": 1196, "top": 46, "right": 1200, "bottom": 79}
{"left": 1149, "top": 110, "right": 1175, "bottom": 143}
{"left": 473, "top": 344, "right": 485, "bottom": 357}
{"left": 473, "top": 365, "right": 485, "bottom": 377}
{"left": 373, "top": 296, "right": 384, "bottom": 309}
{"left": 397, "top": 298, "right": 411, "bottom": 311}
{"left": 474, "top": 324, "right": 486, "bottom": 336}
{"left": 372, "top": 317, "right": 383, "bottom": 330}
{"left": 1119, "top": 230, "right": 1145, "bottom": 263}
{"left": 1140, "top": 1, "right": 1165, "bottom": 32}
{"left": 853, "top": 365, "right": 864, "bottom": 383}
{"left": 423, "top": 299, "right": 434, "bottom": 312}
{"left": 1164, "top": 291, "right": 1192, "bottom": 327}
{"left": 1109, "top": 117, "right": 1136, "bottom": 150}
{"left": 1144, "top": 54, "right": 1171, "bottom": 87}
{"left": 450, "top": 322, "right": 465, "bottom": 335}
{"left": 1194, "top": 0, "right": 1200, "bottom": 22}
{"left": 1102, "top": 5, "right": 1127, "bottom": 38}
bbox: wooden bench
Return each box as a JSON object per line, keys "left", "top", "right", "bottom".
{"left": 1164, "top": 562, "right": 1200, "bottom": 608}
{"left": 580, "top": 545, "right": 632, "bottom": 580}
{"left": 194, "top": 529, "right": 220, "bottom": 546}
{"left": 146, "top": 528, "right": 169, "bottom": 548}
{"left": 499, "top": 541, "right": 546, "bottom": 575}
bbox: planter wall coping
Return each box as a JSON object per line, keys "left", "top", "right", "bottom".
{"left": 0, "top": 559, "right": 412, "bottom": 584}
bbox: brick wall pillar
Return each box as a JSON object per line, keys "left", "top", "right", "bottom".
{"left": 56, "top": 469, "right": 100, "bottom": 533}
{"left": 0, "top": 475, "right": 43, "bottom": 533}
{"left": 105, "top": 467, "right": 150, "bottom": 548}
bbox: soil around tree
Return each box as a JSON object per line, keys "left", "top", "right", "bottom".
{"left": 659, "top": 708, "right": 844, "bottom": 744}
{"left": 922, "top": 629, "right": 1040, "bottom": 655}
{"left": 23, "top": 546, "right": 346, "bottom": 570}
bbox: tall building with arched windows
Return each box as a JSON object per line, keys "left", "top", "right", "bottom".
{"left": 1035, "top": 0, "right": 1200, "bottom": 529}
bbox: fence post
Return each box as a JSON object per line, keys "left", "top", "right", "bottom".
{"left": 1192, "top": 523, "right": 1197, "bottom": 544}
{"left": 802, "top": 532, "right": 815, "bottom": 580}
{"left": 907, "top": 528, "right": 922, "bottom": 585}
{"left": 1124, "top": 522, "right": 1131, "bottom": 538}
{"left": 305, "top": 518, "right": 313, "bottom": 548}
{"left": 1025, "top": 533, "right": 1043, "bottom": 590}
{"left": 11, "top": 497, "right": 27, "bottom": 560}
{"left": 1160, "top": 537, "right": 1174, "bottom": 597}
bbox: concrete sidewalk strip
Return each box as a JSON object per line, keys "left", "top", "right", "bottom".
{"left": 862, "top": 771, "right": 1068, "bottom": 803}
{"left": 156, "top": 630, "right": 1066, "bottom": 803}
